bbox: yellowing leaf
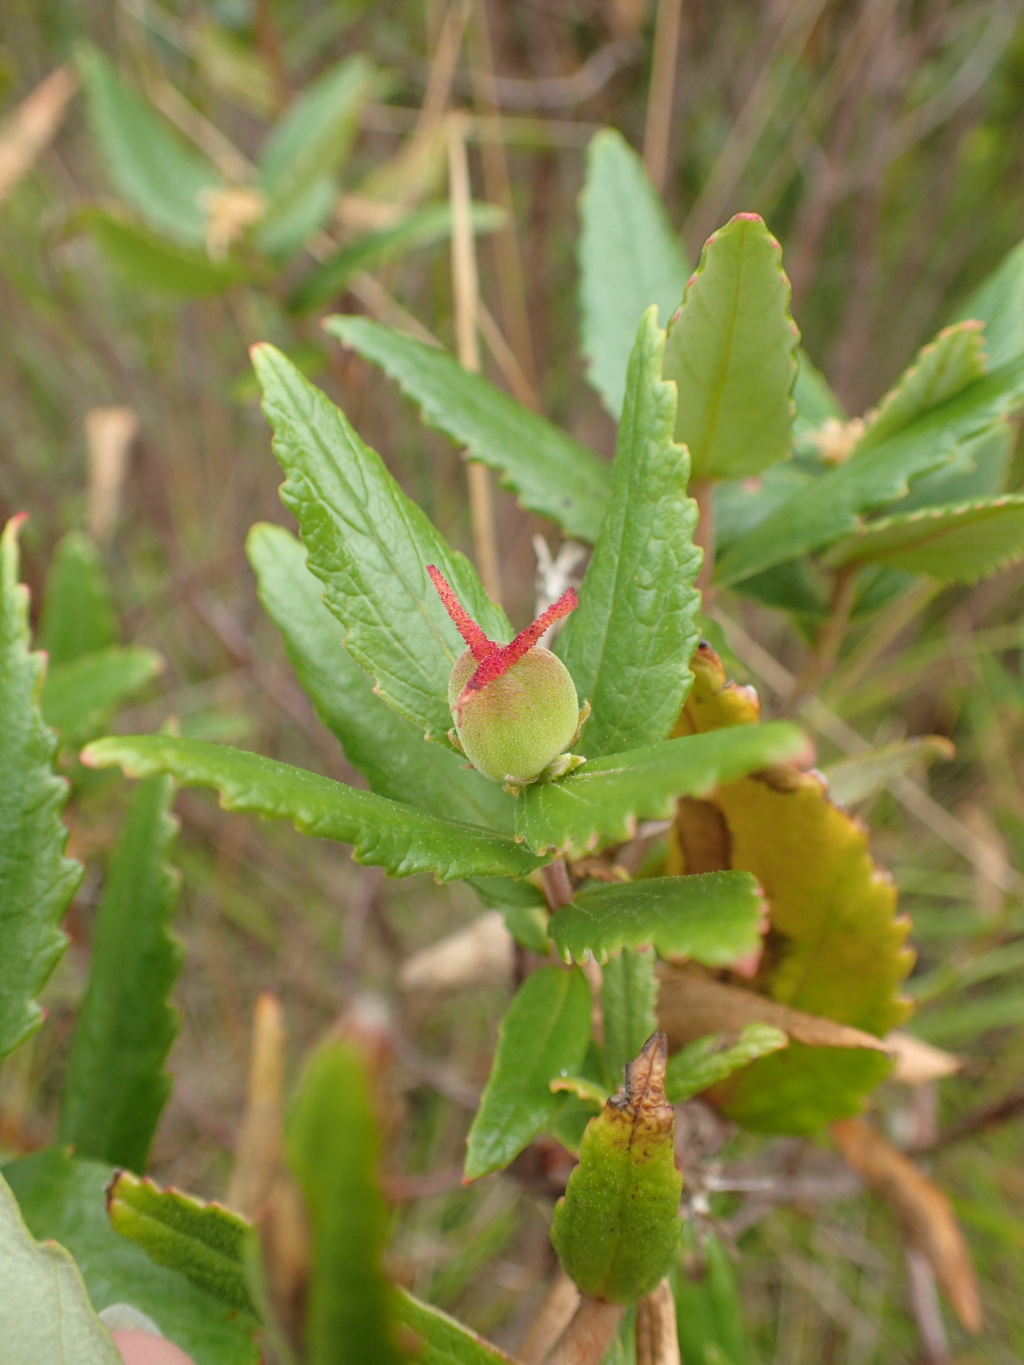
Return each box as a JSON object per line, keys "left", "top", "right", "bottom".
{"left": 667, "top": 644, "right": 914, "bottom": 1132}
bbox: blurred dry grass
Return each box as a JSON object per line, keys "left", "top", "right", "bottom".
{"left": 2, "top": 1, "right": 1024, "bottom": 1360}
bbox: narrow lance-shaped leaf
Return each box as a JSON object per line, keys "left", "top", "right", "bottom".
{"left": 825, "top": 494, "right": 1024, "bottom": 583}
{"left": 717, "top": 353, "right": 1024, "bottom": 586}
{"left": 397, "top": 1290, "right": 520, "bottom": 1365}
{"left": 577, "top": 129, "right": 691, "bottom": 418}
{"left": 42, "top": 645, "right": 162, "bottom": 748}
{"left": 0, "top": 517, "right": 82, "bottom": 1059}
{"left": 952, "top": 236, "right": 1024, "bottom": 368}
{"left": 81, "top": 207, "right": 244, "bottom": 298}
{"left": 662, "top": 213, "right": 798, "bottom": 481}
{"left": 326, "top": 315, "right": 611, "bottom": 542}
{"left": 82, "top": 735, "right": 543, "bottom": 884}
{"left": 247, "top": 523, "right": 512, "bottom": 832}
{"left": 253, "top": 343, "right": 509, "bottom": 744}
{"left": 259, "top": 56, "right": 375, "bottom": 206}
{"left": 3, "top": 1150, "right": 258, "bottom": 1365}
{"left": 557, "top": 307, "right": 701, "bottom": 757}
{"left": 59, "top": 774, "right": 183, "bottom": 1172}
{"left": 76, "top": 44, "right": 220, "bottom": 246}
{"left": 286, "top": 1037, "right": 404, "bottom": 1365}
{"left": 106, "top": 1172, "right": 255, "bottom": 1317}
{"left": 855, "top": 320, "right": 986, "bottom": 452}
{"left": 551, "top": 1033, "right": 682, "bottom": 1304}
{"left": 0, "top": 1171, "right": 121, "bottom": 1365}
{"left": 600, "top": 949, "right": 658, "bottom": 1090}
{"left": 465, "top": 965, "right": 592, "bottom": 1180}
{"left": 39, "top": 531, "right": 118, "bottom": 665}
{"left": 514, "top": 721, "right": 808, "bottom": 856}
{"left": 551, "top": 874, "right": 766, "bottom": 969}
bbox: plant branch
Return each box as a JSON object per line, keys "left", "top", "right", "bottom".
{"left": 547, "top": 1296, "right": 625, "bottom": 1365}
{"left": 541, "top": 859, "right": 574, "bottom": 912}
{"left": 519, "top": 1271, "right": 581, "bottom": 1365}
{"left": 787, "top": 562, "right": 858, "bottom": 710}
{"left": 691, "top": 479, "right": 715, "bottom": 606}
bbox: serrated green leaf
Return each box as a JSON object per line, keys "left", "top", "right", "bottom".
{"left": 3, "top": 1150, "right": 258, "bottom": 1364}
{"left": 106, "top": 1171, "right": 254, "bottom": 1315}
{"left": 82, "top": 735, "right": 542, "bottom": 883}
{"left": 247, "top": 522, "right": 512, "bottom": 831}
{"left": 0, "top": 1170, "right": 121, "bottom": 1365}
{"left": 465, "top": 965, "right": 592, "bottom": 1179}
{"left": 601, "top": 949, "right": 658, "bottom": 1088}
{"left": 552, "top": 874, "right": 764, "bottom": 968}
{"left": 551, "top": 1034, "right": 682, "bottom": 1304}
{"left": 889, "top": 420, "right": 1013, "bottom": 513}
{"left": 0, "top": 518, "right": 82, "bottom": 1058}
{"left": 514, "top": 721, "right": 807, "bottom": 856}
{"left": 287, "top": 1037, "right": 404, "bottom": 1365}
{"left": 290, "top": 202, "right": 504, "bottom": 314}
{"left": 81, "top": 207, "right": 245, "bottom": 296}
{"left": 259, "top": 56, "right": 375, "bottom": 206}
{"left": 76, "top": 45, "right": 220, "bottom": 245}
{"left": 42, "top": 645, "right": 162, "bottom": 747}
{"left": 39, "top": 531, "right": 118, "bottom": 665}
{"left": 826, "top": 494, "right": 1024, "bottom": 582}
{"left": 325, "top": 316, "right": 611, "bottom": 542}
{"left": 716, "top": 353, "right": 1024, "bottom": 586}
{"left": 397, "top": 1290, "right": 519, "bottom": 1364}
{"left": 577, "top": 129, "right": 690, "bottom": 418}
{"left": 664, "top": 1024, "right": 787, "bottom": 1103}
{"left": 59, "top": 775, "right": 182, "bottom": 1171}
{"left": 858, "top": 321, "right": 987, "bottom": 452}
{"left": 953, "top": 237, "right": 1024, "bottom": 368}
{"left": 252, "top": 343, "right": 509, "bottom": 743}
{"left": 557, "top": 308, "right": 700, "bottom": 757}
{"left": 662, "top": 213, "right": 798, "bottom": 481}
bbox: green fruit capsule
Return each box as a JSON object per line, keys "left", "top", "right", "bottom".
{"left": 551, "top": 1031, "right": 683, "bottom": 1304}
{"left": 428, "top": 566, "right": 590, "bottom": 790}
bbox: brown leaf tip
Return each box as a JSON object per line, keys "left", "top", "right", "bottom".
{"left": 610, "top": 1031, "right": 674, "bottom": 1130}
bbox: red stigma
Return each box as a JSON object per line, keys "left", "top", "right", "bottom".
{"left": 428, "top": 566, "right": 579, "bottom": 713}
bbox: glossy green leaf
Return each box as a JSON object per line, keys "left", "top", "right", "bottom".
{"left": 286, "top": 1037, "right": 404, "bottom": 1365}
{"left": 397, "top": 1290, "right": 519, "bottom": 1365}
{"left": 325, "top": 316, "right": 611, "bottom": 542}
{"left": 259, "top": 56, "right": 375, "bottom": 205}
{"left": 514, "top": 721, "right": 807, "bottom": 855}
{"left": 662, "top": 213, "right": 798, "bottom": 481}
{"left": 857, "top": 321, "right": 986, "bottom": 452}
{"left": 953, "top": 237, "right": 1024, "bottom": 367}
{"left": 826, "top": 494, "right": 1024, "bottom": 582}
{"left": 711, "top": 1044, "right": 893, "bottom": 1133}
{"left": 106, "top": 1171, "right": 255, "bottom": 1316}
{"left": 0, "top": 518, "right": 82, "bottom": 1058}
{"left": 253, "top": 343, "right": 509, "bottom": 744}
{"left": 290, "top": 202, "right": 504, "bottom": 314}
{"left": 0, "top": 1169, "right": 120, "bottom": 1365}
{"left": 247, "top": 522, "right": 512, "bottom": 831}
{"left": 557, "top": 308, "right": 700, "bottom": 756}
{"left": 577, "top": 128, "right": 690, "bottom": 418}
{"left": 464, "top": 965, "right": 592, "bottom": 1179}
{"left": 59, "top": 775, "right": 182, "bottom": 1171}
{"left": 601, "top": 948, "right": 658, "bottom": 1088}
{"left": 76, "top": 45, "right": 220, "bottom": 245}
{"left": 42, "top": 645, "right": 162, "bottom": 748}
{"left": 551, "top": 1033, "right": 682, "bottom": 1304}
{"left": 39, "top": 531, "right": 118, "bottom": 665}
{"left": 664, "top": 1024, "right": 788, "bottom": 1103}
{"left": 552, "top": 874, "right": 764, "bottom": 967}
{"left": 82, "top": 735, "right": 543, "bottom": 883}
{"left": 3, "top": 1150, "right": 258, "bottom": 1364}
{"left": 716, "top": 354, "right": 1024, "bottom": 586}
{"left": 81, "top": 208, "right": 244, "bottom": 296}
